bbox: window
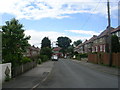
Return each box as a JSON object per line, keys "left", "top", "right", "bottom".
{"left": 118, "top": 31, "right": 120, "bottom": 37}
{"left": 103, "top": 45, "right": 105, "bottom": 52}
{"left": 100, "top": 45, "right": 102, "bottom": 52}
{"left": 96, "top": 46, "right": 98, "bottom": 52}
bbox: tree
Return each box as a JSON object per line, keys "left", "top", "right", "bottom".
{"left": 67, "top": 44, "right": 74, "bottom": 57}
{"left": 41, "top": 37, "right": 51, "bottom": 48}
{"left": 40, "top": 47, "right": 52, "bottom": 60}
{"left": 73, "top": 40, "right": 82, "bottom": 47}
{"left": 111, "top": 35, "right": 120, "bottom": 53}
{"left": 2, "top": 18, "right": 30, "bottom": 67}
{"left": 57, "top": 36, "right": 72, "bottom": 55}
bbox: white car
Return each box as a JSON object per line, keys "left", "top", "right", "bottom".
{"left": 51, "top": 55, "right": 58, "bottom": 61}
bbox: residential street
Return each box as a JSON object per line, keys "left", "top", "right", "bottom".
{"left": 37, "top": 59, "right": 118, "bottom": 88}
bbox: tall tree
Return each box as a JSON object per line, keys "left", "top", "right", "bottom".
{"left": 57, "top": 36, "right": 72, "bottom": 55}
{"left": 2, "top": 18, "right": 30, "bottom": 67}
{"left": 73, "top": 40, "right": 82, "bottom": 47}
{"left": 41, "top": 37, "right": 51, "bottom": 48}
{"left": 111, "top": 35, "right": 120, "bottom": 53}
{"left": 40, "top": 47, "right": 52, "bottom": 59}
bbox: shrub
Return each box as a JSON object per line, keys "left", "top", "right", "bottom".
{"left": 40, "top": 55, "right": 49, "bottom": 62}
{"left": 75, "top": 53, "right": 88, "bottom": 60}
{"left": 79, "top": 53, "right": 88, "bottom": 58}
{"left": 21, "top": 57, "right": 32, "bottom": 64}
{"left": 40, "top": 47, "right": 52, "bottom": 59}
{"left": 5, "top": 75, "right": 11, "bottom": 82}
{"left": 37, "top": 59, "right": 42, "bottom": 64}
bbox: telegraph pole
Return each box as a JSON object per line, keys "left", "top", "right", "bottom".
{"left": 107, "top": 0, "right": 112, "bottom": 67}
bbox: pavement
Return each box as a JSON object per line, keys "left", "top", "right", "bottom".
{"left": 2, "top": 61, "right": 54, "bottom": 89}
{"left": 71, "top": 59, "right": 120, "bottom": 76}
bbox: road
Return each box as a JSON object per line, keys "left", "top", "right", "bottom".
{"left": 37, "top": 59, "right": 118, "bottom": 88}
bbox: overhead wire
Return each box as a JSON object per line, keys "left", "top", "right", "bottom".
{"left": 80, "top": 0, "right": 102, "bottom": 30}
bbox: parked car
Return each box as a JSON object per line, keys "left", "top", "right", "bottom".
{"left": 51, "top": 55, "right": 58, "bottom": 61}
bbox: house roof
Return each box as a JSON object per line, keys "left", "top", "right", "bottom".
{"left": 111, "top": 26, "right": 120, "bottom": 33}
{"left": 53, "top": 47, "right": 61, "bottom": 51}
{"left": 86, "top": 35, "right": 97, "bottom": 44}
{"left": 28, "top": 46, "right": 40, "bottom": 51}
{"left": 98, "top": 27, "right": 114, "bottom": 38}
{"left": 76, "top": 40, "right": 88, "bottom": 48}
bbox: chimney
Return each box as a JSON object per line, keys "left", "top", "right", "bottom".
{"left": 93, "top": 35, "right": 97, "bottom": 37}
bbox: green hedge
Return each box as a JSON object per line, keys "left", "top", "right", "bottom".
{"left": 40, "top": 55, "right": 49, "bottom": 62}
{"left": 76, "top": 53, "right": 88, "bottom": 60}
{"left": 21, "top": 57, "right": 32, "bottom": 64}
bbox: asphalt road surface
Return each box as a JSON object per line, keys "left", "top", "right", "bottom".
{"left": 37, "top": 59, "right": 118, "bottom": 88}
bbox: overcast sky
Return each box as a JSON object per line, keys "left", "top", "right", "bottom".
{"left": 0, "top": 0, "right": 119, "bottom": 47}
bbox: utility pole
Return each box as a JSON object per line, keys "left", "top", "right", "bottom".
{"left": 107, "top": 0, "right": 112, "bottom": 67}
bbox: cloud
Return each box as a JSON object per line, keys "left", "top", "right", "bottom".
{"left": 24, "top": 30, "right": 66, "bottom": 47}
{"left": 24, "top": 30, "right": 91, "bottom": 47}
{"left": 0, "top": 0, "right": 118, "bottom": 20}
{"left": 65, "top": 30, "right": 99, "bottom": 35}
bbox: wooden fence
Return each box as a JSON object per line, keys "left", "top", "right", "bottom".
{"left": 88, "top": 53, "right": 120, "bottom": 67}
{"left": 12, "top": 61, "right": 37, "bottom": 77}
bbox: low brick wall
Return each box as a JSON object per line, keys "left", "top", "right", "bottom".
{"left": 88, "top": 53, "right": 120, "bottom": 67}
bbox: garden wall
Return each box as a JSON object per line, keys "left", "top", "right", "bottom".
{"left": 12, "top": 61, "right": 37, "bottom": 77}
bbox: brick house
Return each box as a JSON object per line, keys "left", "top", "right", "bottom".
{"left": 52, "top": 47, "right": 62, "bottom": 57}
{"left": 74, "top": 35, "right": 97, "bottom": 54}
{"left": 111, "top": 26, "right": 120, "bottom": 42}
{"left": 92, "top": 27, "right": 114, "bottom": 53}
{"left": 74, "top": 43, "right": 83, "bottom": 53}
{"left": 74, "top": 26, "right": 120, "bottom": 54}
{"left": 74, "top": 40, "right": 89, "bottom": 54}
{"left": 24, "top": 45, "right": 40, "bottom": 58}
{"left": 85, "top": 35, "right": 97, "bottom": 53}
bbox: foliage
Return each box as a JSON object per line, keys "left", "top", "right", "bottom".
{"left": 67, "top": 45, "right": 74, "bottom": 57}
{"left": 41, "top": 37, "right": 51, "bottom": 48}
{"left": 79, "top": 53, "right": 88, "bottom": 58}
{"left": 57, "top": 36, "right": 72, "bottom": 55}
{"left": 5, "top": 74, "right": 11, "bottom": 82}
{"left": 37, "top": 59, "right": 42, "bottom": 64}
{"left": 40, "top": 47, "right": 52, "bottom": 59}
{"left": 2, "top": 18, "right": 30, "bottom": 67}
{"left": 75, "top": 53, "right": 88, "bottom": 60}
{"left": 40, "top": 55, "right": 49, "bottom": 62}
{"left": 21, "top": 57, "right": 32, "bottom": 64}
{"left": 111, "top": 35, "right": 120, "bottom": 53}
{"left": 73, "top": 40, "right": 82, "bottom": 47}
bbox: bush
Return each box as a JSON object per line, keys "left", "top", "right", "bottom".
{"left": 79, "top": 53, "right": 88, "bottom": 58}
{"left": 5, "top": 75, "right": 11, "bottom": 82}
{"left": 75, "top": 53, "right": 88, "bottom": 60}
{"left": 40, "top": 55, "right": 49, "bottom": 62}
{"left": 21, "top": 57, "right": 32, "bottom": 64}
{"left": 40, "top": 47, "right": 52, "bottom": 59}
{"left": 37, "top": 59, "right": 42, "bottom": 64}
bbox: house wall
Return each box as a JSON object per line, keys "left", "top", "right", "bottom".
{"left": 92, "top": 36, "right": 109, "bottom": 53}
{"left": 112, "top": 30, "right": 120, "bottom": 43}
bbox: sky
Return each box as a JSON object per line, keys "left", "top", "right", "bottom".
{"left": 0, "top": 0, "right": 119, "bottom": 47}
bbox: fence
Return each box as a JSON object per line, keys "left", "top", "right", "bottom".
{"left": 12, "top": 61, "right": 37, "bottom": 77}
{"left": 88, "top": 53, "right": 120, "bottom": 67}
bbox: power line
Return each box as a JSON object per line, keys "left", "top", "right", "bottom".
{"left": 80, "top": 0, "right": 102, "bottom": 30}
